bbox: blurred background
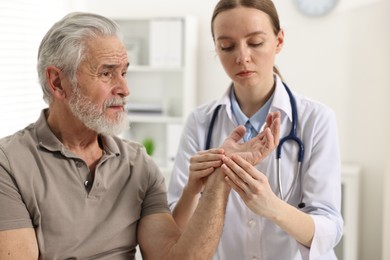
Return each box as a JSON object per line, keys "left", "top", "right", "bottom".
{"left": 0, "top": 0, "right": 389, "bottom": 259}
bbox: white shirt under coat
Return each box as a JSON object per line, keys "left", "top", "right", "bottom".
{"left": 168, "top": 75, "right": 343, "bottom": 260}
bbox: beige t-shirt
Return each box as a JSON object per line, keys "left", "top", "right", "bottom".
{"left": 0, "top": 109, "right": 170, "bottom": 259}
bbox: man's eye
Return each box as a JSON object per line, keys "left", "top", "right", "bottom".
{"left": 102, "top": 71, "right": 113, "bottom": 78}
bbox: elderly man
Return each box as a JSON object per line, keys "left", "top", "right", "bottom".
{"left": 0, "top": 12, "right": 279, "bottom": 259}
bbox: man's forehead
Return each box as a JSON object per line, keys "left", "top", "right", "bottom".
{"left": 82, "top": 37, "right": 128, "bottom": 68}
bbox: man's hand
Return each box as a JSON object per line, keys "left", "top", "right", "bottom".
{"left": 221, "top": 111, "right": 280, "bottom": 165}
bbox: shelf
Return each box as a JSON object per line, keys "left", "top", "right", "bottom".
{"left": 128, "top": 65, "right": 184, "bottom": 73}
{"left": 115, "top": 16, "right": 197, "bottom": 172}
{"left": 127, "top": 114, "right": 183, "bottom": 124}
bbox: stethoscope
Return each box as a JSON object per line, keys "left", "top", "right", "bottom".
{"left": 205, "top": 82, "right": 305, "bottom": 207}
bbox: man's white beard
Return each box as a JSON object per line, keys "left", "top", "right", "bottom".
{"left": 68, "top": 85, "right": 129, "bottom": 136}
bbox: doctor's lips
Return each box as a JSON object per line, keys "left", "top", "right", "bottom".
{"left": 237, "top": 70, "right": 254, "bottom": 77}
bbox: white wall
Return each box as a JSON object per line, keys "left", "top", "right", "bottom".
{"left": 0, "top": 0, "right": 73, "bottom": 137}
{"left": 36, "top": 1, "right": 390, "bottom": 259}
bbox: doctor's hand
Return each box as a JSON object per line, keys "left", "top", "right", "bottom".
{"left": 186, "top": 148, "right": 225, "bottom": 196}
{"left": 222, "top": 111, "right": 280, "bottom": 165}
{"left": 221, "top": 154, "right": 280, "bottom": 218}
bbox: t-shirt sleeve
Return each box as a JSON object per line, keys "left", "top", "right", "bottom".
{"left": 0, "top": 147, "right": 33, "bottom": 231}
{"left": 137, "top": 148, "right": 171, "bottom": 218}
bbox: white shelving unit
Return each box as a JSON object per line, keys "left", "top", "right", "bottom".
{"left": 115, "top": 16, "right": 198, "bottom": 176}
{"left": 335, "top": 163, "right": 361, "bottom": 260}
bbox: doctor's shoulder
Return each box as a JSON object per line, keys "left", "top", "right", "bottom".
{"left": 186, "top": 99, "right": 222, "bottom": 126}
{"left": 295, "top": 93, "right": 338, "bottom": 129}
{"left": 294, "top": 92, "right": 336, "bottom": 116}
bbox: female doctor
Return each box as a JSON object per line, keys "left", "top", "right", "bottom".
{"left": 168, "top": 0, "right": 343, "bottom": 259}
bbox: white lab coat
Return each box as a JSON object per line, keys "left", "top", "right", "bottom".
{"left": 168, "top": 76, "right": 343, "bottom": 260}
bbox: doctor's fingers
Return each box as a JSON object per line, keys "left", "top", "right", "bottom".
{"left": 221, "top": 163, "right": 264, "bottom": 199}
{"left": 229, "top": 154, "right": 266, "bottom": 181}
{"left": 197, "top": 148, "right": 225, "bottom": 155}
{"left": 189, "top": 159, "right": 223, "bottom": 175}
{"left": 222, "top": 155, "right": 267, "bottom": 191}
{"left": 190, "top": 154, "right": 224, "bottom": 172}
{"left": 190, "top": 149, "right": 225, "bottom": 164}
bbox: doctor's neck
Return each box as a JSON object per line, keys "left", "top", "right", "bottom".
{"left": 234, "top": 80, "right": 275, "bottom": 118}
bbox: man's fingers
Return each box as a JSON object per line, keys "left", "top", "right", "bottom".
{"left": 227, "top": 125, "right": 246, "bottom": 143}
{"left": 271, "top": 115, "right": 280, "bottom": 146}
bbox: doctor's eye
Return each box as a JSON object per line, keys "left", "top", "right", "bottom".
{"left": 248, "top": 42, "right": 264, "bottom": 48}
{"left": 217, "top": 41, "right": 235, "bottom": 52}
{"left": 220, "top": 45, "right": 234, "bottom": 52}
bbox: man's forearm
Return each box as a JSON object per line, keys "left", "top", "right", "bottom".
{"left": 169, "top": 167, "right": 230, "bottom": 259}
{"left": 172, "top": 187, "right": 202, "bottom": 231}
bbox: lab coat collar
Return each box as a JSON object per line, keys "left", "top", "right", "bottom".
{"left": 206, "top": 82, "right": 233, "bottom": 120}
{"left": 208, "top": 77, "right": 292, "bottom": 124}
{"left": 271, "top": 75, "right": 293, "bottom": 123}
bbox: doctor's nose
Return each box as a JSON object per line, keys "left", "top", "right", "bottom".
{"left": 235, "top": 47, "right": 251, "bottom": 64}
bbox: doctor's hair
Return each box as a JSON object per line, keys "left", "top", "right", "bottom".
{"left": 37, "top": 12, "right": 122, "bottom": 104}
{"left": 211, "top": 0, "right": 283, "bottom": 79}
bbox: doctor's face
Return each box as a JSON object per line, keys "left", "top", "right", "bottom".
{"left": 213, "top": 6, "right": 284, "bottom": 90}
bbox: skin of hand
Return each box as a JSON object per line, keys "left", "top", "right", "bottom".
{"left": 221, "top": 154, "right": 315, "bottom": 247}
{"left": 186, "top": 111, "right": 280, "bottom": 194}
{"left": 221, "top": 154, "right": 279, "bottom": 218}
{"left": 172, "top": 111, "right": 280, "bottom": 230}
{"left": 186, "top": 111, "right": 280, "bottom": 196}
{"left": 222, "top": 111, "right": 280, "bottom": 165}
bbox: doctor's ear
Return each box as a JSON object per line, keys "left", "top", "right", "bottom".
{"left": 46, "top": 66, "right": 66, "bottom": 99}
{"left": 275, "top": 29, "right": 285, "bottom": 53}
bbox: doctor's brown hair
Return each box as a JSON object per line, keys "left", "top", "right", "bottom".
{"left": 211, "top": 0, "right": 283, "bottom": 78}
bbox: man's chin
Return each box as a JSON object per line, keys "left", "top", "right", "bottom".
{"left": 100, "top": 118, "right": 129, "bottom": 136}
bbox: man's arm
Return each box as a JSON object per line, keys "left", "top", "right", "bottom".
{"left": 138, "top": 166, "right": 230, "bottom": 260}
{"left": 172, "top": 148, "right": 225, "bottom": 230}
{"left": 0, "top": 228, "right": 39, "bottom": 259}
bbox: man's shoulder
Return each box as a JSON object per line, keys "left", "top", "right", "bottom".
{"left": 0, "top": 123, "right": 37, "bottom": 153}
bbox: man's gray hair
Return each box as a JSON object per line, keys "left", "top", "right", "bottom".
{"left": 37, "top": 12, "right": 122, "bottom": 104}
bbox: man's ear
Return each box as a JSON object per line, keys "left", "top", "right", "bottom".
{"left": 46, "top": 66, "right": 67, "bottom": 99}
